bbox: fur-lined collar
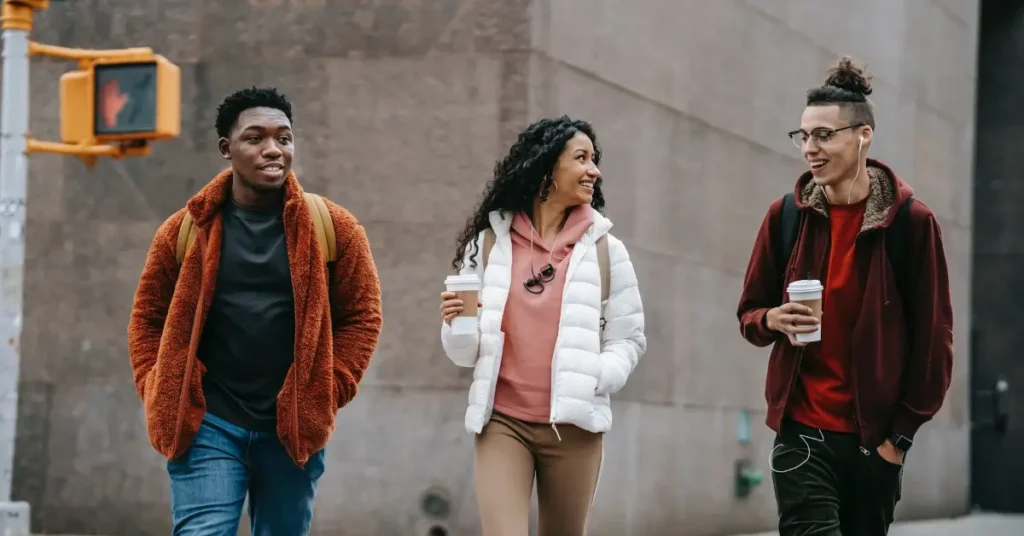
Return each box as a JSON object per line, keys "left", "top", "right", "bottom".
{"left": 798, "top": 163, "right": 905, "bottom": 232}
{"left": 185, "top": 168, "right": 305, "bottom": 227}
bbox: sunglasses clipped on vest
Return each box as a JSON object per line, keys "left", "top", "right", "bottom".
{"left": 476, "top": 228, "right": 612, "bottom": 329}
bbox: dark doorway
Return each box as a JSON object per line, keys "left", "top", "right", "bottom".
{"left": 970, "top": 0, "right": 1024, "bottom": 513}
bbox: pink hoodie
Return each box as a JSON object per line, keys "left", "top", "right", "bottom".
{"left": 492, "top": 205, "right": 595, "bottom": 423}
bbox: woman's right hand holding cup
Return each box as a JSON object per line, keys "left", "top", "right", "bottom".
{"left": 440, "top": 291, "right": 464, "bottom": 325}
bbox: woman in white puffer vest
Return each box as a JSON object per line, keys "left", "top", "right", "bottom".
{"left": 438, "top": 116, "right": 646, "bottom": 535}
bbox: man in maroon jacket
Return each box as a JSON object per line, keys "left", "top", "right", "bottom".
{"left": 737, "top": 57, "right": 954, "bottom": 535}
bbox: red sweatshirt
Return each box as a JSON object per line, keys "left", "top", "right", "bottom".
{"left": 737, "top": 159, "right": 954, "bottom": 447}
{"left": 787, "top": 198, "right": 865, "bottom": 433}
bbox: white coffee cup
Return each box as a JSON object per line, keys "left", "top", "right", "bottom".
{"left": 445, "top": 274, "right": 481, "bottom": 335}
{"left": 786, "top": 279, "right": 824, "bottom": 343}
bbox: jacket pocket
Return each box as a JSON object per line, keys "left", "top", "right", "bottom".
{"left": 139, "top": 369, "right": 155, "bottom": 402}
{"left": 142, "top": 368, "right": 181, "bottom": 457}
{"left": 579, "top": 373, "right": 599, "bottom": 403}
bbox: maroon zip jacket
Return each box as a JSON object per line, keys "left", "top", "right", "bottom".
{"left": 737, "top": 159, "right": 953, "bottom": 448}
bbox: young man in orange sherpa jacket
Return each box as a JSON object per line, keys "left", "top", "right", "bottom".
{"left": 128, "top": 87, "right": 383, "bottom": 535}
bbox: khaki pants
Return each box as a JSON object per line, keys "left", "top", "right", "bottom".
{"left": 474, "top": 411, "right": 603, "bottom": 536}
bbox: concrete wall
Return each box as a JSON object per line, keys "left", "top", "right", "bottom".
{"left": 522, "top": 1, "right": 979, "bottom": 533}
{"left": 7, "top": 1, "right": 978, "bottom": 535}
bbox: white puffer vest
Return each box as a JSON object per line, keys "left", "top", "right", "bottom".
{"left": 441, "top": 209, "right": 647, "bottom": 434}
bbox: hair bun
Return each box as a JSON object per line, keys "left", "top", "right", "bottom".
{"left": 824, "top": 56, "right": 873, "bottom": 96}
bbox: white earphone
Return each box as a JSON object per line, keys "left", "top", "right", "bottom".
{"left": 845, "top": 135, "right": 866, "bottom": 204}
{"left": 819, "top": 134, "right": 868, "bottom": 205}
{"left": 769, "top": 428, "right": 825, "bottom": 474}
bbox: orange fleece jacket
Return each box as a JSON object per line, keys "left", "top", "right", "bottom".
{"left": 127, "top": 169, "right": 383, "bottom": 467}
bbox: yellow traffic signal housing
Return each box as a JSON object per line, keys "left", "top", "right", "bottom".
{"left": 60, "top": 54, "right": 180, "bottom": 145}
{"left": 2, "top": 0, "right": 50, "bottom": 31}
{"left": 4, "top": 0, "right": 50, "bottom": 11}
{"left": 59, "top": 68, "right": 90, "bottom": 144}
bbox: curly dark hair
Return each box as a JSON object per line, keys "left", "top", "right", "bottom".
{"left": 215, "top": 87, "right": 293, "bottom": 138}
{"left": 451, "top": 115, "right": 604, "bottom": 270}
{"left": 806, "top": 56, "right": 875, "bottom": 128}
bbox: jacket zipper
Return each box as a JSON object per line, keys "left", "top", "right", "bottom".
{"left": 484, "top": 344, "right": 503, "bottom": 427}
{"left": 170, "top": 231, "right": 207, "bottom": 456}
{"left": 781, "top": 219, "right": 808, "bottom": 412}
{"left": 849, "top": 328, "right": 867, "bottom": 449}
{"left": 481, "top": 239, "right": 501, "bottom": 429}
{"left": 849, "top": 232, "right": 873, "bottom": 450}
{"left": 291, "top": 251, "right": 317, "bottom": 466}
{"left": 548, "top": 233, "right": 593, "bottom": 439}
{"left": 293, "top": 360, "right": 300, "bottom": 465}
{"left": 783, "top": 347, "right": 806, "bottom": 412}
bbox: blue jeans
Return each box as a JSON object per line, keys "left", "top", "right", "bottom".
{"left": 167, "top": 413, "right": 326, "bottom": 536}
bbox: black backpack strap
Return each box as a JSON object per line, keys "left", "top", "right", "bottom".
{"left": 885, "top": 196, "right": 914, "bottom": 296}
{"left": 777, "top": 192, "right": 800, "bottom": 274}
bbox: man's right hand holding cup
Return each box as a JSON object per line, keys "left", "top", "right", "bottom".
{"left": 766, "top": 303, "right": 820, "bottom": 347}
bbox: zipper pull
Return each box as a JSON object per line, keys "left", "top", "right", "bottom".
{"left": 551, "top": 423, "right": 562, "bottom": 442}
{"left": 859, "top": 446, "right": 870, "bottom": 456}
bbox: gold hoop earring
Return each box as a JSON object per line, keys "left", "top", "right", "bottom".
{"left": 539, "top": 175, "right": 553, "bottom": 201}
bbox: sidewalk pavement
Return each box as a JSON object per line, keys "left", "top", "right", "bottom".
{"left": 21, "top": 514, "right": 1024, "bottom": 536}
{"left": 735, "top": 513, "right": 1024, "bottom": 536}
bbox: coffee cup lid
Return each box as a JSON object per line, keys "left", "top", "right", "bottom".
{"left": 787, "top": 279, "right": 823, "bottom": 293}
{"left": 445, "top": 274, "right": 480, "bottom": 285}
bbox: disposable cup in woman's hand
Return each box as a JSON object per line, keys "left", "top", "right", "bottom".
{"left": 442, "top": 275, "right": 481, "bottom": 333}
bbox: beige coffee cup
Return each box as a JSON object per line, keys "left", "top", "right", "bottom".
{"left": 787, "top": 279, "right": 823, "bottom": 343}
{"left": 445, "top": 274, "right": 481, "bottom": 335}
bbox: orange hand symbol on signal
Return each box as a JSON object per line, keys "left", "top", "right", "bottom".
{"left": 99, "top": 79, "right": 129, "bottom": 128}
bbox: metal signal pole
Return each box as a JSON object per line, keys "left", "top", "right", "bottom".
{"left": 0, "top": 1, "right": 37, "bottom": 533}
{"left": 0, "top": 2, "right": 176, "bottom": 532}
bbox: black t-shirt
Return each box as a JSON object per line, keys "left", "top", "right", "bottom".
{"left": 197, "top": 201, "right": 295, "bottom": 432}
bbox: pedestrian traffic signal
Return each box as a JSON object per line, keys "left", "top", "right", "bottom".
{"left": 60, "top": 54, "right": 180, "bottom": 145}
{"left": 7, "top": 0, "right": 49, "bottom": 11}
{"left": 15, "top": 1, "right": 181, "bottom": 166}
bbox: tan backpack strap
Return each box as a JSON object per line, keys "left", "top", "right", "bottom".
{"left": 175, "top": 211, "right": 196, "bottom": 265}
{"left": 482, "top": 228, "right": 496, "bottom": 270}
{"left": 304, "top": 193, "right": 336, "bottom": 263}
{"left": 597, "top": 235, "right": 610, "bottom": 304}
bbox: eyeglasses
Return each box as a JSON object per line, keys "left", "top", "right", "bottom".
{"left": 787, "top": 123, "right": 864, "bottom": 149}
{"left": 524, "top": 263, "right": 556, "bottom": 294}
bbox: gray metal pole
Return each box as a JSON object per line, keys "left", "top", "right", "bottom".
{"left": 0, "top": 18, "right": 31, "bottom": 532}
